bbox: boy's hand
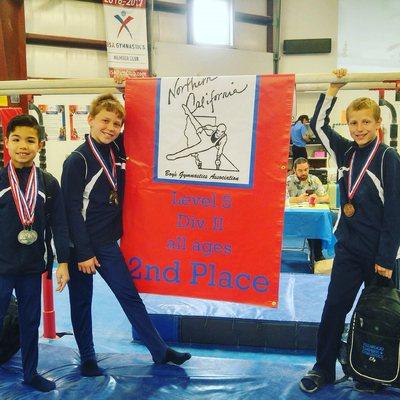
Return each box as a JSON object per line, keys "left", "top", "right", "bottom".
{"left": 56, "top": 263, "right": 70, "bottom": 292}
{"left": 375, "top": 264, "right": 393, "bottom": 279}
{"left": 78, "top": 257, "right": 101, "bottom": 274}
{"left": 332, "top": 68, "right": 347, "bottom": 84}
{"left": 327, "top": 68, "right": 348, "bottom": 97}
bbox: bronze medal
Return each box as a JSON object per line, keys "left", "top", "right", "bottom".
{"left": 109, "top": 190, "right": 118, "bottom": 206}
{"left": 343, "top": 202, "right": 355, "bottom": 218}
{"left": 345, "top": 138, "right": 380, "bottom": 220}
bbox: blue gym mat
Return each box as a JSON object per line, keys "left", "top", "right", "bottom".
{"left": 1, "top": 343, "right": 399, "bottom": 399}
{"left": 1, "top": 269, "right": 397, "bottom": 399}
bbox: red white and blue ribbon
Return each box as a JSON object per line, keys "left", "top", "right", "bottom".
{"left": 7, "top": 162, "right": 38, "bottom": 227}
{"left": 348, "top": 138, "right": 380, "bottom": 201}
{"left": 87, "top": 135, "right": 117, "bottom": 191}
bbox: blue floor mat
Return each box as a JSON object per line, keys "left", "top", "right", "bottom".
{"left": 0, "top": 267, "right": 376, "bottom": 399}
{"left": 1, "top": 344, "right": 399, "bottom": 400}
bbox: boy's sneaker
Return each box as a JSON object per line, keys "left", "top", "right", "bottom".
{"left": 354, "top": 381, "right": 384, "bottom": 393}
{"left": 299, "top": 370, "right": 326, "bottom": 393}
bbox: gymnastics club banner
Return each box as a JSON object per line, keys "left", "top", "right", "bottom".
{"left": 121, "top": 74, "right": 295, "bottom": 307}
{"left": 102, "top": 0, "right": 149, "bottom": 78}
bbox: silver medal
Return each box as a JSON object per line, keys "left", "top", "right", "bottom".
{"left": 18, "top": 229, "right": 38, "bottom": 245}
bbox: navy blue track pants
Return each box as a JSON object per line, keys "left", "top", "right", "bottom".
{"left": 313, "top": 243, "right": 376, "bottom": 381}
{"left": 0, "top": 273, "right": 41, "bottom": 381}
{"left": 68, "top": 242, "right": 167, "bottom": 363}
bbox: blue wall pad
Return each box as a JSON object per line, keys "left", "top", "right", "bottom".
{"left": 132, "top": 273, "right": 340, "bottom": 349}
{"left": 281, "top": 249, "right": 311, "bottom": 274}
{"left": 1, "top": 343, "right": 399, "bottom": 400}
{"left": 51, "top": 272, "right": 358, "bottom": 351}
{"left": 178, "top": 317, "right": 319, "bottom": 349}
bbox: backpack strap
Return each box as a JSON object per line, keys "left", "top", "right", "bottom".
{"left": 41, "top": 170, "right": 55, "bottom": 279}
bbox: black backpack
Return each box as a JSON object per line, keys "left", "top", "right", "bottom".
{"left": 344, "top": 277, "right": 400, "bottom": 387}
{"left": 0, "top": 295, "right": 19, "bottom": 363}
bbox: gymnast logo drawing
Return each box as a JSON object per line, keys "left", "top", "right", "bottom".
{"left": 115, "top": 11, "right": 134, "bottom": 39}
{"left": 166, "top": 104, "right": 239, "bottom": 172}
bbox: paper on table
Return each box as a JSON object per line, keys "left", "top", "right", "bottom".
{"left": 287, "top": 203, "right": 330, "bottom": 210}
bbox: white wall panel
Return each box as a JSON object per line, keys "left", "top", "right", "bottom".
{"left": 338, "top": 0, "right": 400, "bottom": 72}
{"left": 27, "top": 45, "right": 108, "bottom": 78}
{"left": 152, "top": 12, "right": 187, "bottom": 44}
{"left": 279, "top": 0, "right": 338, "bottom": 74}
{"left": 24, "top": 0, "right": 276, "bottom": 78}
{"left": 234, "top": 22, "right": 266, "bottom": 52}
{"left": 25, "top": 0, "right": 105, "bottom": 40}
{"left": 152, "top": 42, "right": 273, "bottom": 76}
{"left": 234, "top": 0, "right": 267, "bottom": 15}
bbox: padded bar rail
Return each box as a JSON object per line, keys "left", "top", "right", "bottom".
{"left": 0, "top": 72, "right": 399, "bottom": 95}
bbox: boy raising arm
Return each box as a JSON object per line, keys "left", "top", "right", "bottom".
{"left": 299, "top": 69, "right": 400, "bottom": 394}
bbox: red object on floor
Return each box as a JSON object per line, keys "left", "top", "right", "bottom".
{"left": 42, "top": 274, "right": 57, "bottom": 339}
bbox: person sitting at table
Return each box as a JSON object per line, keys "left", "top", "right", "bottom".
{"left": 286, "top": 157, "right": 330, "bottom": 262}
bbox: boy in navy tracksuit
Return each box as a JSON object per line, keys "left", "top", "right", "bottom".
{"left": 61, "top": 93, "right": 191, "bottom": 377}
{"left": 0, "top": 115, "right": 69, "bottom": 392}
{"left": 299, "top": 69, "right": 400, "bottom": 394}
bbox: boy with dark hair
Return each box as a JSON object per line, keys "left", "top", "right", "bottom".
{"left": 299, "top": 69, "right": 400, "bottom": 394}
{"left": 0, "top": 114, "right": 69, "bottom": 392}
{"left": 61, "top": 93, "right": 191, "bottom": 378}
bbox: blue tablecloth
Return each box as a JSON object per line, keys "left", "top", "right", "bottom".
{"left": 283, "top": 207, "right": 336, "bottom": 256}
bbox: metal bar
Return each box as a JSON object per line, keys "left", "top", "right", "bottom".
{"left": 272, "top": 0, "right": 281, "bottom": 73}
{"left": 266, "top": 0, "right": 273, "bottom": 53}
{"left": 235, "top": 12, "right": 272, "bottom": 26}
{"left": 296, "top": 82, "right": 398, "bottom": 92}
{"left": 154, "top": 1, "right": 186, "bottom": 14}
{"left": 295, "top": 72, "right": 400, "bottom": 84}
{"left": 0, "top": 73, "right": 399, "bottom": 95}
{"left": 0, "top": 79, "right": 121, "bottom": 90}
{"left": 26, "top": 33, "right": 106, "bottom": 51}
{"left": 0, "top": 87, "right": 121, "bottom": 95}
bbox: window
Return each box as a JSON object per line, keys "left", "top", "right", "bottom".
{"left": 189, "top": 0, "right": 233, "bottom": 46}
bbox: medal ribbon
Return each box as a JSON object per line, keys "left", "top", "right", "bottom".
{"left": 348, "top": 138, "right": 380, "bottom": 201}
{"left": 7, "top": 162, "right": 38, "bottom": 227}
{"left": 87, "top": 136, "right": 117, "bottom": 191}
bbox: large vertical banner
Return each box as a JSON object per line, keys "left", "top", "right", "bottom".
{"left": 122, "top": 75, "right": 294, "bottom": 307}
{"left": 103, "top": 0, "right": 149, "bottom": 78}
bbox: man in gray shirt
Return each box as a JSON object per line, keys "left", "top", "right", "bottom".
{"left": 286, "top": 157, "right": 330, "bottom": 262}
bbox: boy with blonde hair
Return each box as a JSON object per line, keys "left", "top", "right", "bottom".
{"left": 62, "top": 93, "right": 191, "bottom": 377}
{"left": 300, "top": 69, "right": 400, "bottom": 394}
